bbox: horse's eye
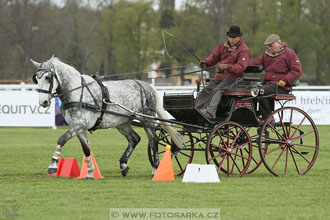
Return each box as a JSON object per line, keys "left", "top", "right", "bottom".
{"left": 45, "top": 76, "right": 50, "bottom": 80}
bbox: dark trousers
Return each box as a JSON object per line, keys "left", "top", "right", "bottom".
{"left": 195, "top": 78, "right": 234, "bottom": 118}
{"left": 259, "top": 84, "right": 289, "bottom": 119}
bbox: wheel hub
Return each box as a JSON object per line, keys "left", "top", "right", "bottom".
{"left": 226, "top": 147, "right": 232, "bottom": 154}
{"left": 286, "top": 139, "right": 293, "bottom": 147}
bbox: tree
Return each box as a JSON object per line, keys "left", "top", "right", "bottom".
{"left": 187, "top": 0, "right": 240, "bottom": 43}
{"left": 164, "top": 4, "right": 216, "bottom": 65}
{"left": 306, "top": 0, "right": 330, "bottom": 84}
{"left": 159, "top": 0, "right": 175, "bottom": 29}
{"left": 4, "top": 0, "right": 43, "bottom": 79}
{"left": 100, "top": 0, "right": 160, "bottom": 75}
{"left": 61, "top": 0, "right": 100, "bottom": 73}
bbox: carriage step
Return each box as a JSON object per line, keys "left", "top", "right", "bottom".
{"left": 293, "top": 151, "right": 309, "bottom": 155}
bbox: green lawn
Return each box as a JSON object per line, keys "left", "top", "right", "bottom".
{"left": 0, "top": 126, "right": 329, "bottom": 220}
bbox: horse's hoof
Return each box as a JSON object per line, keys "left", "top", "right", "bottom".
{"left": 121, "top": 167, "right": 129, "bottom": 177}
{"left": 85, "top": 177, "right": 94, "bottom": 180}
{"left": 47, "top": 168, "right": 57, "bottom": 175}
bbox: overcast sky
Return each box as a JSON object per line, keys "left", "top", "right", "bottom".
{"left": 51, "top": 0, "right": 185, "bottom": 10}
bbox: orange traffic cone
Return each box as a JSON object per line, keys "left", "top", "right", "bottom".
{"left": 152, "top": 145, "right": 175, "bottom": 181}
{"left": 47, "top": 157, "right": 65, "bottom": 176}
{"left": 77, "top": 144, "right": 104, "bottom": 179}
{"left": 59, "top": 158, "right": 80, "bottom": 177}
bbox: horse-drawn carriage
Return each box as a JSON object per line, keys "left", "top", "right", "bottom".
{"left": 32, "top": 57, "right": 319, "bottom": 179}
{"left": 148, "top": 65, "right": 319, "bottom": 177}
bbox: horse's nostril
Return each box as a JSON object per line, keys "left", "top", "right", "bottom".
{"left": 43, "top": 100, "right": 48, "bottom": 106}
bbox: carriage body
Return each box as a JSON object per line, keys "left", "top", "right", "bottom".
{"left": 150, "top": 66, "right": 319, "bottom": 178}
{"left": 163, "top": 77, "right": 262, "bottom": 128}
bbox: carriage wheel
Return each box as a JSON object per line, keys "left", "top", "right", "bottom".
{"left": 245, "top": 127, "right": 265, "bottom": 174}
{"left": 206, "top": 122, "right": 252, "bottom": 177}
{"left": 148, "top": 128, "right": 194, "bottom": 176}
{"left": 259, "top": 107, "right": 319, "bottom": 176}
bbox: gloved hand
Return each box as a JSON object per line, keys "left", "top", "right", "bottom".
{"left": 199, "top": 61, "right": 207, "bottom": 69}
{"left": 217, "top": 64, "right": 228, "bottom": 72}
{"left": 277, "top": 80, "right": 286, "bottom": 87}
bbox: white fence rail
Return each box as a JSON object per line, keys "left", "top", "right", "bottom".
{"left": 1, "top": 83, "right": 330, "bottom": 126}
{"left": 1, "top": 83, "right": 330, "bottom": 92}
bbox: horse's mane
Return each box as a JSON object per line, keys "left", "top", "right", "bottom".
{"left": 52, "top": 57, "right": 81, "bottom": 77}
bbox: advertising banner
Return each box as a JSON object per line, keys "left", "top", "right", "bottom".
{"left": 274, "top": 91, "right": 330, "bottom": 125}
{"left": 0, "top": 89, "right": 329, "bottom": 126}
{"left": 0, "top": 91, "right": 55, "bottom": 126}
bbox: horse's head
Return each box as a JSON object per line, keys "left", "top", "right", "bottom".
{"left": 31, "top": 56, "right": 59, "bottom": 107}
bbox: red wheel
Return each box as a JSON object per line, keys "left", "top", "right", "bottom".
{"left": 259, "top": 107, "right": 319, "bottom": 176}
{"left": 206, "top": 122, "right": 252, "bottom": 177}
{"left": 148, "top": 128, "right": 194, "bottom": 176}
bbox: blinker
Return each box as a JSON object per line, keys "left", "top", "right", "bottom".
{"left": 32, "top": 68, "right": 52, "bottom": 84}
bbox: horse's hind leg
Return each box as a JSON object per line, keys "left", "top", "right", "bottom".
{"left": 77, "top": 132, "right": 95, "bottom": 179}
{"left": 141, "top": 120, "right": 158, "bottom": 177}
{"left": 47, "top": 127, "right": 83, "bottom": 175}
{"left": 117, "top": 122, "right": 141, "bottom": 177}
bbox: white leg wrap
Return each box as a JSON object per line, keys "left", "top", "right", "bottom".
{"left": 49, "top": 145, "right": 62, "bottom": 169}
{"left": 52, "top": 145, "right": 62, "bottom": 161}
{"left": 48, "top": 160, "right": 57, "bottom": 169}
{"left": 85, "top": 156, "right": 95, "bottom": 172}
{"left": 120, "top": 163, "right": 128, "bottom": 171}
{"left": 85, "top": 156, "right": 95, "bottom": 179}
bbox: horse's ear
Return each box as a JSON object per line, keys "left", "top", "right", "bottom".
{"left": 45, "top": 55, "right": 55, "bottom": 67}
{"left": 49, "top": 55, "right": 55, "bottom": 63}
{"left": 30, "top": 59, "right": 41, "bottom": 68}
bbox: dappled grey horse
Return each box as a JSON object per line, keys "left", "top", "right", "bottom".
{"left": 31, "top": 56, "right": 182, "bottom": 179}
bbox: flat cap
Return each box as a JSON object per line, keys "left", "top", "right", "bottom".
{"left": 264, "top": 34, "right": 280, "bottom": 45}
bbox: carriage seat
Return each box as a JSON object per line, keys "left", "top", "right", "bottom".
{"left": 204, "top": 65, "right": 263, "bottom": 83}
{"left": 221, "top": 65, "right": 263, "bottom": 96}
{"left": 271, "top": 82, "right": 297, "bottom": 100}
{"left": 244, "top": 65, "right": 263, "bottom": 73}
{"left": 271, "top": 90, "right": 296, "bottom": 100}
{"left": 272, "top": 94, "right": 296, "bottom": 100}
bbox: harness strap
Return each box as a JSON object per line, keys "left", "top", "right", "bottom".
{"left": 79, "top": 76, "right": 85, "bottom": 109}
{"left": 62, "top": 102, "right": 135, "bottom": 119}
{"left": 88, "top": 75, "right": 110, "bottom": 133}
{"left": 62, "top": 102, "right": 100, "bottom": 111}
{"left": 62, "top": 75, "right": 110, "bottom": 133}
{"left": 133, "top": 80, "right": 155, "bottom": 114}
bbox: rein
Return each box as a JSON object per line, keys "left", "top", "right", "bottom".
{"left": 54, "top": 81, "right": 96, "bottom": 98}
{"left": 33, "top": 65, "right": 96, "bottom": 98}
{"left": 102, "top": 64, "right": 197, "bottom": 79}
{"left": 33, "top": 61, "right": 215, "bottom": 133}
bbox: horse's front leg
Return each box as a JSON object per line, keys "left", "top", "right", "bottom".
{"left": 47, "top": 127, "right": 83, "bottom": 175}
{"left": 77, "top": 131, "right": 95, "bottom": 179}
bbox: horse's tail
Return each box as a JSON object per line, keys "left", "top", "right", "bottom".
{"left": 153, "top": 88, "right": 183, "bottom": 148}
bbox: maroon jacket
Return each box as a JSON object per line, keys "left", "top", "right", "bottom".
{"left": 251, "top": 43, "right": 302, "bottom": 84}
{"left": 204, "top": 39, "right": 251, "bottom": 81}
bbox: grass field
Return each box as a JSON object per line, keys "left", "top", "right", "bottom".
{"left": 0, "top": 126, "right": 329, "bottom": 220}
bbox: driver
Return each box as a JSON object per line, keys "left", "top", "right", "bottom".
{"left": 195, "top": 26, "right": 251, "bottom": 119}
{"left": 250, "top": 34, "right": 302, "bottom": 121}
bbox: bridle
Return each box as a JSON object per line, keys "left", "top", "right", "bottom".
{"left": 32, "top": 64, "right": 60, "bottom": 98}
{"left": 32, "top": 64, "right": 95, "bottom": 99}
